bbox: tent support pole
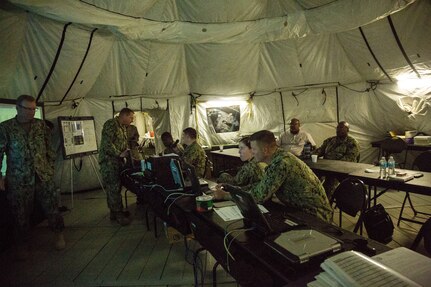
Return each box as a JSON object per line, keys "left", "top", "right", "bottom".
{"left": 279, "top": 92, "right": 286, "bottom": 133}
{"left": 336, "top": 86, "right": 339, "bottom": 123}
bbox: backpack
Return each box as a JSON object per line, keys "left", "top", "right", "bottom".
{"left": 363, "top": 204, "right": 394, "bottom": 244}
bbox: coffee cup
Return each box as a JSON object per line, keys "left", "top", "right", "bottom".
{"left": 311, "top": 154, "right": 318, "bottom": 163}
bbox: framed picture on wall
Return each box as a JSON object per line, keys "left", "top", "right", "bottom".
{"left": 206, "top": 105, "right": 240, "bottom": 133}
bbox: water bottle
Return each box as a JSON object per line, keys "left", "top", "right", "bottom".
{"left": 379, "top": 157, "right": 387, "bottom": 179}
{"left": 387, "top": 156, "right": 396, "bottom": 176}
{"left": 303, "top": 143, "right": 311, "bottom": 159}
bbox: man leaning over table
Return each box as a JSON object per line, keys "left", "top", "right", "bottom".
{"left": 218, "top": 130, "right": 332, "bottom": 223}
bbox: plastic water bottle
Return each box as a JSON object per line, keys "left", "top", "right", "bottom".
{"left": 303, "top": 143, "right": 311, "bottom": 159}
{"left": 379, "top": 157, "right": 387, "bottom": 179}
{"left": 387, "top": 156, "right": 396, "bottom": 176}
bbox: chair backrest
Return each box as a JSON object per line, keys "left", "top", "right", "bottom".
{"left": 412, "top": 151, "right": 431, "bottom": 172}
{"left": 332, "top": 178, "right": 368, "bottom": 217}
{"left": 380, "top": 138, "right": 407, "bottom": 159}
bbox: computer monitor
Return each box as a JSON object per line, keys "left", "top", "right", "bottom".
{"left": 148, "top": 154, "right": 183, "bottom": 190}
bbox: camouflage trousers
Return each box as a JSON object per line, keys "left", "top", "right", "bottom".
{"left": 5, "top": 174, "right": 64, "bottom": 243}
{"left": 100, "top": 159, "right": 124, "bottom": 213}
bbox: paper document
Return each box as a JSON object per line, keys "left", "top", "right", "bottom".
{"left": 214, "top": 204, "right": 268, "bottom": 221}
{"left": 308, "top": 250, "right": 421, "bottom": 287}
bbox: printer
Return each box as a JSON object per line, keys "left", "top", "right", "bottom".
{"left": 413, "top": 136, "right": 431, "bottom": 146}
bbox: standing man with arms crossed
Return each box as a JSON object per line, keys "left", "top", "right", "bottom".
{"left": 99, "top": 108, "right": 135, "bottom": 226}
{"left": 0, "top": 95, "right": 65, "bottom": 255}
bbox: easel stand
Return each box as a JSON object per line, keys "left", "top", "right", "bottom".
{"left": 69, "top": 154, "right": 105, "bottom": 208}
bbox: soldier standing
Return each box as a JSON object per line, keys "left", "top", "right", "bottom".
{"left": 181, "top": 127, "right": 206, "bottom": 178}
{"left": 99, "top": 108, "right": 134, "bottom": 226}
{"left": 0, "top": 95, "right": 65, "bottom": 255}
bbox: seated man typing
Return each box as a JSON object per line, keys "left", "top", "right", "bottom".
{"left": 215, "top": 130, "right": 332, "bottom": 223}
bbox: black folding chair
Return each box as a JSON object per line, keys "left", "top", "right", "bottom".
{"left": 331, "top": 178, "right": 368, "bottom": 235}
{"left": 398, "top": 151, "right": 431, "bottom": 226}
{"left": 380, "top": 137, "right": 408, "bottom": 168}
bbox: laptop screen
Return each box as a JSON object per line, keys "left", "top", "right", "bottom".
{"left": 227, "top": 188, "right": 273, "bottom": 237}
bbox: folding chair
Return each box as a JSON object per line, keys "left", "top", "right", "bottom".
{"left": 398, "top": 151, "right": 431, "bottom": 226}
{"left": 331, "top": 178, "right": 368, "bottom": 235}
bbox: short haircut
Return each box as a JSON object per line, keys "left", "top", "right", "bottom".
{"left": 183, "top": 127, "right": 197, "bottom": 139}
{"left": 250, "top": 130, "right": 276, "bottom": 147}
{"left": 290, "top": 118, "right": 300, "bottom": 124}
{"left": 17, "top": 95, "right": 35, "bottom": 106}
{"left": 161, "top": 132, "right": 173, "bottom": 143}
{"left": 239, "top": 136, "right": 251, "bottom": 149}
{"left": 119, "top": 108, "right": 134, "bottom": 117}
{"left": 338, "top": 121, "right": 349, "bottom": 131}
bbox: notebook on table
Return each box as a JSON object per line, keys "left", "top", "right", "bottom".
{"left": 227, "top": 187, "right": 342, "bottom": 265}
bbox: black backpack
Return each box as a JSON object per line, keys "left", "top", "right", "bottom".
{"left": 363, "top": 204, "right": 394, "bottom": 244}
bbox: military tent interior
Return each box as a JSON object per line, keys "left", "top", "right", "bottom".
{"left": 1, "top": 0, "right": 431, "bottom": 285}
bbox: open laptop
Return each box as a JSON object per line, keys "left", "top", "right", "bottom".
{"left": 228, "top": 188, "right": 342, "bottom": 264}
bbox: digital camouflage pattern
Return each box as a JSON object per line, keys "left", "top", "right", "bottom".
{"left": 0, "top": 117, "right": 64, "bottom": 238}
{"left": 218, "top": 158, "right": 264, "bottom": 188}
{"left": 99, "top": 117, "right": 128, "bottom": 212}
{"left": 315, "top": 135, "right": 360, "bottom": 198}
{"left": 316, "top": 135, "right": 359, "bottom": 162}
{"left": 247, "top": 149, "right": 333, "bottom": 222}
{"left": 182, "top": 141, "right": 206, "bottom": 178}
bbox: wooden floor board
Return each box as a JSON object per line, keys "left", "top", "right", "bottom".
{"left": 1, "top": 187, "right": 430, "bottom": 287}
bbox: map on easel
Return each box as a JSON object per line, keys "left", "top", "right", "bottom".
{"left": 58, "top": 116, "right": 98, "bottom": 159}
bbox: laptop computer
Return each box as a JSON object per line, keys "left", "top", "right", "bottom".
{"left": 227, "top": 187, "right": 294, "bottom": 237}
{"left": 228, "top": 188, "right": 342, "bottom": 264}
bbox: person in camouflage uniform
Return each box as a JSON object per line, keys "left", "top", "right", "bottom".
{"left": 99, "top": 108, "right": 134, "bottom": 226}
{"left": 245, "top": 130, "right": 333, "bottom": 222}
{"left": 127, "top": 124, "right": 143, "bottom": 166}
{"left": 214, "top": 137, "right": 264, "bottom": 200}
{"left": 161, "top": 131, "right": 184, "bottom": 156}
{"left": 0, "top": 95, "right": 65, "bottom": 252}
{"left": 314, "top": 121, "right": 360, "bottom": 198}
{"left": 181, "top": 127, "right": 206, "bottom": 178}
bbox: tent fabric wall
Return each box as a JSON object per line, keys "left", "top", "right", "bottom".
{"left": 1, "top": 0, "right": 431, "bottom": 192}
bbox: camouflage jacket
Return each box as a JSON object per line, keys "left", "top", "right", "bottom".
{"left": 0, "top": 117, "right": 55, "bottom": 184}
{"left": 182, "top": 141, "right": 206, "bottom": 178}
{"left": 316, "top": 135, "right": 359, "bottom": 162}
{"left": 99, "top": 117, "right": 128, "bottom": 164}
{"left": 247, "top": 148, "right": 333, "bottom": 222}
{"left": 218, "top": 158, "right": 264, "bottom": 188}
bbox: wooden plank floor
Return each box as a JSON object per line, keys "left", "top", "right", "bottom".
{"left": 1, "top": 187, "right": 430, "bottom": 287}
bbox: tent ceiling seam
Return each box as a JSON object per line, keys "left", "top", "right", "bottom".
{"left": 358, "top": 26, "right": 393, "bottom": 83}
{"left": 387, "top": 15, "right": 420, "bottom": 79}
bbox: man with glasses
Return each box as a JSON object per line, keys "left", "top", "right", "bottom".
{"left": 0, "top": 95, "right": 65, "bottom": 257}
{"left": 99, "top": 108, "right": 135, "bottom": 226}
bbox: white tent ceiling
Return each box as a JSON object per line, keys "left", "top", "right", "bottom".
{"left": 1, "top": 0, "right": 430, "bottom": 101}
{"left": 1, "top": 0, "right": 431, "bottom": 191}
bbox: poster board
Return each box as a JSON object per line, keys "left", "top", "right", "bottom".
{"left": 58, "top": 116, "right": 98, "bottom": 159}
